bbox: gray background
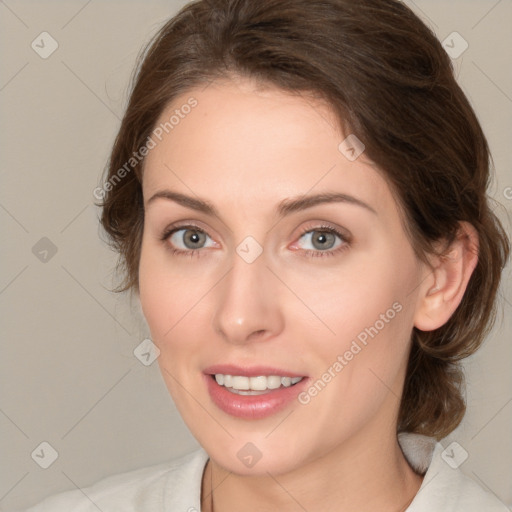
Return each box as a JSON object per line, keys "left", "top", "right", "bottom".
{"left": 0, "top": 0, "right": 511, "bottom": 510}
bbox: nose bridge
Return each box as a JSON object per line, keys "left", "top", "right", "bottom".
{"left": 211, "top": 243, "right": 283, "bottom": 345}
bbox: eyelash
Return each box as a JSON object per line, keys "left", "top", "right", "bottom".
{"left": 160, "top": 223, "right": 350, "bottom": 259}
{"left": 296, "top": 224, "right": 350, "bottom": 258}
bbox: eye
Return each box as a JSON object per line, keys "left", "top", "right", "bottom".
{"left": 292, "top": 224, "right": 350, "bottom": 258}
{"left": 161, "top": 224, "right": 216, "bottom": 257}
{"left": 161, "top": 222, "right": 350, "bottom": 259}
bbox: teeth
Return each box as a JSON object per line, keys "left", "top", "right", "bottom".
{"left": 249, "top": 376, "right": 268, "bottom": 391}
{"left": 281, "top": 377, "right": 291, "bottom": 387}
{"left": 232, "top": 376, "right": 249, "bottom": 390}
{"left": 267, "top": 376, "right": 282, "bottom": 389}
{"left": 213, "top": 374, "right": 304, "bottom": 391}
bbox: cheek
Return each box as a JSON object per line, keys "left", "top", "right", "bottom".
{"left": 307, "top": 288, "right": 411, "bottom": 400}
{"left": 138, "top": 248, "right": 199, "bottom": 402}
{"left": 294, "top": 254, "right": 409, "bottom": 351}
{"left": 138, "top": 245, "right": 169, "bottom": 337}
{"left": 138, "top": 239, "right": 216, "bottom": 394}
{"left": 138, "top": 238, "right": 203, "bottom": 340}
{"left": 297, "top": 300, "right": 413, "bottom": 446}
{"left": 298, "top": 246, "right": 418, "bottom": 402}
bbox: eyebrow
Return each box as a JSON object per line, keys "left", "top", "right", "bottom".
{"left": 146, "top": 190, "right": 377, "bottom": 217}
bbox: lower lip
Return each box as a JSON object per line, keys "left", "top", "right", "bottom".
{"left": 204, "top": 375, "right": 309, "bottom": 420}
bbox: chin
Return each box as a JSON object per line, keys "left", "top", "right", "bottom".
{"left": 213, "top": 444, "right": 307, "bottom": 477}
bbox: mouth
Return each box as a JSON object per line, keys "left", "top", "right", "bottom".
{"left": 203, "top": 365, "right": 308, "bottom": 419}
{"left": 212, "top": 374, "right": 304, "bottom": 395}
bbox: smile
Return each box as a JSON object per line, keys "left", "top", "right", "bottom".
{"left": 203, "top": 366, "right": 309, "bottom": 419}
{"left": 214, "top": 374, "right": 304, "bottom": 395}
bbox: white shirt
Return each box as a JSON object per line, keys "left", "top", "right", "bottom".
{"left": 19, "top": 432, "right": 508, "bottom": 511}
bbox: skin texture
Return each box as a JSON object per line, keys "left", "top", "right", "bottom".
{"left": 138, "top": 76, "right": 478, "bottom": 511}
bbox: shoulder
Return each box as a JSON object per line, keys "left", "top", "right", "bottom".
{"left": 19, "top": 449, "right": 209, "bottom": 512}
{"left": 401, "top": 433, "right": 509, "bottom": 512}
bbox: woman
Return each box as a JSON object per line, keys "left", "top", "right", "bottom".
{"left": 24, "top": 0, "right": 510, "bottom": 510}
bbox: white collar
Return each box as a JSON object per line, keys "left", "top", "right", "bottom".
{"left": 165, "top": 432, "right": 507, "bottom": 511}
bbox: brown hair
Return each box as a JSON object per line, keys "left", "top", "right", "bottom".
{"left": 98, "top": 0, "right": 510, "bottom": 439}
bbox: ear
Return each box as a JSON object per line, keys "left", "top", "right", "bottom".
{"left": 414, "top": 221, "right": 479, "bottom": 331}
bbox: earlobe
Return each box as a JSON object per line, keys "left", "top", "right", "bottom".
{"left": 414, "top": 222, "right": 479, "bottom": 332}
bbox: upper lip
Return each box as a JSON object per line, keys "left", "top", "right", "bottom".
{"left": 203, "top": 364, "right": 307, "bottom": 378}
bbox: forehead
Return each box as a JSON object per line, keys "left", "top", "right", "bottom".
{"left": 142, "top": 77, "right": 396, "bottom": 220}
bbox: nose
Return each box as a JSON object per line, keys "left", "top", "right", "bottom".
{"left": 211, "top": 247, "right": 285, "bottom": 345}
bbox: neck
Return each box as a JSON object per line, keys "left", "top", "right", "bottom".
{"left": 201, "top": 429, "right": 424, "bottom": 512}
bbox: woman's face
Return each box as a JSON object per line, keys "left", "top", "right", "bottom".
{"left": 139, "top": 77, "right": 427, "bottom": 475}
